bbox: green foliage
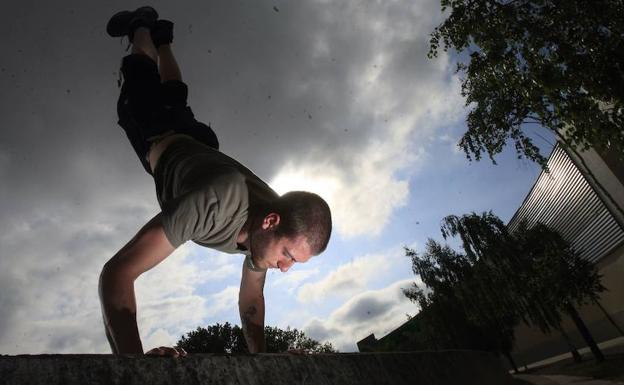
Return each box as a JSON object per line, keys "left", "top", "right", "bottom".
{"left": 404, "top": 238, "right": 517, "bottom": 354}
{"left": 429, "top": 0, "right": 624, "bottom": 166}
{"left": 176, "top": 322, "right": 337, "bottom": 353}
{"left": 403, "top": 212, "right": 604, "bottom": 355}
{"left": 513, "top": 221, "right": 605, "bottom": 323}
{"left": 176, "top": 323, "right": 247, "bottom": 353}
{"left": 263, "top": 326, "right": 336, "bottom": 353}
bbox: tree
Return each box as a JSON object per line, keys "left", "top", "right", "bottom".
{"left": 513, "top": 221, "right": 606, "bottom": 361}
{"left": 441, "top": 212, "right": 606, "bottom": 362}
{"left": 263, "top": 326, "right": 336, "bottom": 353}
{"left": 404, "top": 240, "right": 520, "bottom": 371}
{"left": 176, "top": 322, "right": 337, "bottom": 353}
{"left": 428, "top": 0, "right": 624, "bottom": 166}
{"left": 404, "top": 212, "right": 606, "bottom": 365}
{"left": 176, "top": 323, "right": 247, "bottom": 353}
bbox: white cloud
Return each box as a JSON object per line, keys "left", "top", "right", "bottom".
{"left": 135, "top": 247, "right": 241, "bottom": 347}
{"left": 297, "top": 253, "right": 392, "bottom": 303}
{"left": 186, "top": 248, "right": 242, "bottom": 283}
{"left": 136, "top": 244, "right": 202, "bottom": 299}
{"left": 294, "top": 242, "right": 417, "bottom": 306}
{"left": 303, "top": 279, "right": 420, "bottom": 352}
{"left": 269, "top": 268, "right": 320, "bottom": 294}
{"left": 206, "top": 286, "right": 240, "bottom": 317}
{"left": 196, "top": 262, "right": 239, "bottom": 283}
{"left": 0, "top": 201, "right": 157, "bottom": 354}
{"left": 0, "top": 219, "right": 239, "bottom": 354}
{"left": 144, "top": 328, "right": 180, "bottom": 350}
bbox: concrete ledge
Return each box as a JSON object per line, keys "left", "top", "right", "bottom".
{"left": 0, "top": 350, "right": 514, "bottom": 385}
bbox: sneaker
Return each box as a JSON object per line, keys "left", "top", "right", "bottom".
{"left": 106, "top": 6, "right": 159, "bottom": 42}
{"left": 151, "top": 20, "right": 174, "bottom": 48}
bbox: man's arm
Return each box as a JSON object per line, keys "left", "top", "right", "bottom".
{"left": 238, "top": 259, "right": 267, "bottom": 353}
{"left": 98, "top": 212, "right": 175, "bottom": 354}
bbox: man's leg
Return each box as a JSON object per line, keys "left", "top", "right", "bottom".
{"left": 115, "top": 24, "right": 165, "bottom": 175}
{"left": 158, "top": 44, "right": 182, "bottom": 83}
{"left": 152, "top": 21, "right": 220, "bottom": 150}
{"left": 132, "top": 27, "right": 158, "bottom": 64}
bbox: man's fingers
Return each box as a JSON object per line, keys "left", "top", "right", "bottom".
{"left": 145, "top": 346, "right": 187, "bottom": 357}
{"left": 162, "top": 346, "right": 187, "bottom": 357}
{"left": 145, "top": 347, "right": 163, "bottom": 356}
{"left": 287, "top": 348, "right": 309, "bottom": 355}
{"left": 161, "top": 346, "right": 178, "bottom": 356}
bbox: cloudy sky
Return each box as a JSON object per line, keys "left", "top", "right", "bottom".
{"left": 0, "top": 0, "right": 554, "bottom": 353}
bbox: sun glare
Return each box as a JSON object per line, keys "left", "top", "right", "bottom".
{"left": 269, "top": 165, "right": 340, "bottom": 204}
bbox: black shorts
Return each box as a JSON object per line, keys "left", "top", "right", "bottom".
{"left": 117, "top": 53, "right": 219, "bottom": 175}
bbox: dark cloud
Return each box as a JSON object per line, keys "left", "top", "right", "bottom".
{"left": 0, "top": 275, "right": 22, "bottom": 343}
{"left": 300, "top": 279, "right": 416, "bottom": 351}
{"left": 303, "top": 319, "right": 341, "bottom": 343}
{"left": 339, "top": 296, "right": 393, "bottom": 323}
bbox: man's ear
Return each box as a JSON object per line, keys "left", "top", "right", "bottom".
{"left": 261, "top": 213, "right": 281, "bottom": 230}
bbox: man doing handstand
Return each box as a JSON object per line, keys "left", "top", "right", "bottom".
{"left": 100, "top": 6, "right": 332, "bottom": 357}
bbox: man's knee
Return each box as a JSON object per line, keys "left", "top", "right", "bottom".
{"left": 120, "top": 54, "right": 160, "bottom": 86}
{"left": 161, "top": 80, "right": 188, "bottom": 109}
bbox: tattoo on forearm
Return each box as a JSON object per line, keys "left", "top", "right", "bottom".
{"left": 243, "top": 305, "right": 257, "bottom": 319}
{"left": 241, "top": 305, "right": 265, "bottom": 352}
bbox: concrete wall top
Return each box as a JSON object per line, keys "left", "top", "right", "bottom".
{"left": 0, "top": 351, "right": 514, "bottom": 385}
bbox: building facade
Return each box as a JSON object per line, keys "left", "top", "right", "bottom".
{"left": 508, "top": 144, "right": 624, "bottom": 366}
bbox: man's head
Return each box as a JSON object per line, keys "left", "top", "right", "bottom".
{"left": 249, "top": 191, "right": 332, "bottom": 272}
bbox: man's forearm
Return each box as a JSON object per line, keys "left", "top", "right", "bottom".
{"left": 99, "top": 266, "right": 143, "bottom": 354}
{"left": 239, "top": 300, "right": 266, "bottom": 353}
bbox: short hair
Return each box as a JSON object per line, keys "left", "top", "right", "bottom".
{"left": 272, "top": 191, "right": 332, "bottom": 254}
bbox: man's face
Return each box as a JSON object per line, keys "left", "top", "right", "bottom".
{"left": 250, "top": 215, "right": 313, "bottom": 272}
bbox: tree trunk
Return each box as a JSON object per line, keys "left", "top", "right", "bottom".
{"left": 558, "top": 327, "right": 582, "bottom": 362}
{"left": 594, "top": 299, "right": 624, "bottom": 337}
{"left": 504, "top": 350, "right": 519, "bottom": 374}
{"left": 565, "top": 303, "right": 605, "bottom": 362}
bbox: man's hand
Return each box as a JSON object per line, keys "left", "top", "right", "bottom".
{"left": 146, "top": 346, "right": 187, "bottom": 357}
{"left": 286, "top": 348, "right": 310, "bottom": 355}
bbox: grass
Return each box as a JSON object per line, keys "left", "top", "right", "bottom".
{"left": 526, "top": 352, "right": 624, "bottom": 382}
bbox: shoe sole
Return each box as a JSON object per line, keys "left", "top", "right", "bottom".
{"left": 106, "top": 6, "right": 158, "bottom": 37}
{"left": 151, "top": 20, "right": 174, "bottom": 46}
